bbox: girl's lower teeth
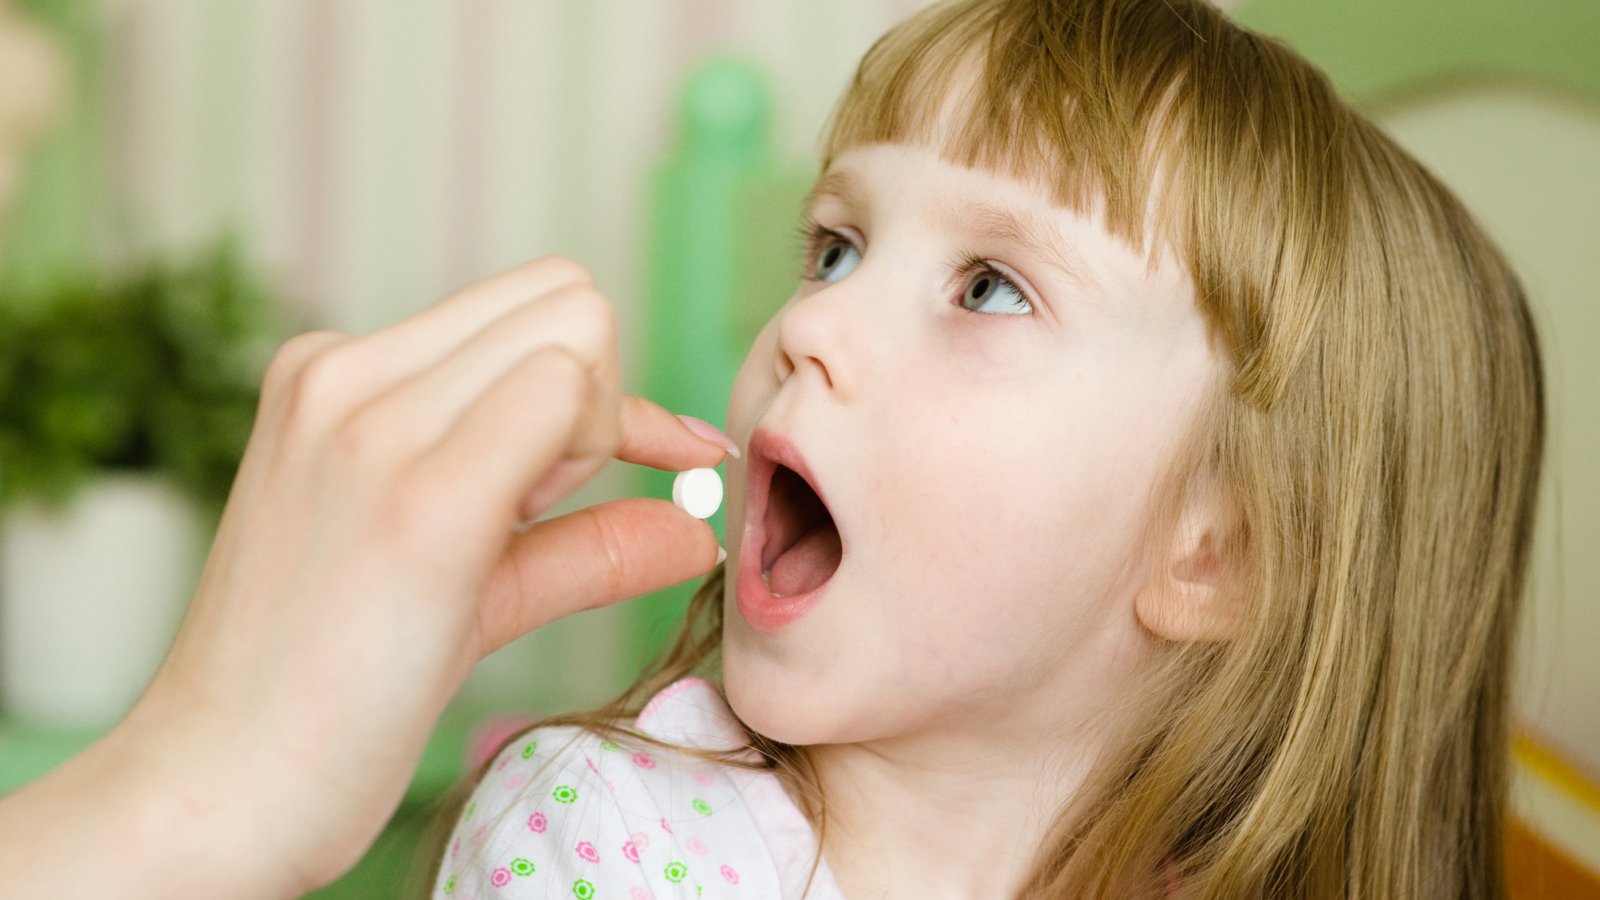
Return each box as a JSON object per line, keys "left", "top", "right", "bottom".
{"left": 761, "top": 568, "right": 787, "bottom": 598}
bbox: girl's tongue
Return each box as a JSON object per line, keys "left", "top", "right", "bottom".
{"left": 767, "top": 524, "right": 843, "bottom": 597}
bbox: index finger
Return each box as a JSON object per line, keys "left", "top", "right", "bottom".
{"left": 618, "top": 394, "right": 739, "bottom": 472}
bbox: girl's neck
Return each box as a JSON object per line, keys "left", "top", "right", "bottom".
{"left": 790, "top": 714, "right": 1107, "bottom": 900}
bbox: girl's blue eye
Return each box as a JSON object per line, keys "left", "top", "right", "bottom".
{"left": 813, "top": 236, "right": 861, "bottom": 283}
{"left": 958, "top": 267, "right": 1032, "bottom": 316}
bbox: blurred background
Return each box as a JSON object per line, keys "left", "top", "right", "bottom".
{"left": 0, "top": 0, "right": 1594, "bottom": 896}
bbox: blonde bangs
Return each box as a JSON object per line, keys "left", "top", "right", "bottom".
{"left": 817, "top": 0, "right": 1196, "bottom": 268}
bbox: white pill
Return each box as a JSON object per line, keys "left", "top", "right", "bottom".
{"left": 672, "top": 467, "right": 723, "bottom": 519}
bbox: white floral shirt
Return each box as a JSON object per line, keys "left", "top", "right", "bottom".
{"left": 432, "top": 676, "right": 847, "bottom": 899}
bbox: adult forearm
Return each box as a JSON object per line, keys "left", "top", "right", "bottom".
{"left": 0, "top": 715, "right": 304, "bottom": 900}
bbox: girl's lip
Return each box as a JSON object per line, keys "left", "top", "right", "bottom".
{"left": 744, "top": 426, "right": 840, "bottom": 569}
{"left": 735, "top": 426, "right": 840, "bottom": 632}
{"left": 745, "top": 427, "right": 833, "bottom": 530}
{"left": 735, "top": 548, "right": 833, "bottom": 632}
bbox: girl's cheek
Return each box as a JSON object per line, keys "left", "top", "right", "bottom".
{"left": 938, "top": 320, "right": 1050, "bottom": 385}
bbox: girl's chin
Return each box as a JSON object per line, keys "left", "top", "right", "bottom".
{"left": 720, "top": 652, "right": 834, "bottom": 745}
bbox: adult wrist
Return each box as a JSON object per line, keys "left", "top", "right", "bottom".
{"left": 108, "top": 693, "right": 314, "bottom": 899}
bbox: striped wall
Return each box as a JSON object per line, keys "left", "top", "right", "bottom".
{"left": 101, "top": 0, "right": 928, "bottom": 340}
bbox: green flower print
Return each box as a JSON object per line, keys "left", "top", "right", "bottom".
{"left": 463, "top": 801, "right": 476, "bottom": 820}
{"left": 573, "top": 878, "right": 595, "bottom": 899}
{"left": 692, "top": 798, "right": 712, "bottom": 816}
{"left": 553, "top": 784, "right": 578, "bottom": 804}
{"left": 521, "top": 740, "right": 538, "bottom": 759}
{"left": 664, "top": 861, "right": 688, "bottom": 883}
{"left": 600, "top": 740, "right": 620, "bottom": 752}
{"left": 511, "top": 858, "right": 536, "bottom": 876}
{"left": 443, "top": 875, "right": 456, "bottom": 895}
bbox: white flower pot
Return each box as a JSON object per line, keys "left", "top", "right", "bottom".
{"left": 0, "top": 470, "right": 206, "bottom": 730}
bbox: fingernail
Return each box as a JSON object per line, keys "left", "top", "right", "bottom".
{"left": 675, "top": 415, "right": 742, "bottom": 460}
{"left": 716, "top": 546, "right": 727, "bottom": 564}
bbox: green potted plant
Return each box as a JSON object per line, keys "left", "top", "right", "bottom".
{"left": 0, "top": 235, "right": 305, "bottom": 728}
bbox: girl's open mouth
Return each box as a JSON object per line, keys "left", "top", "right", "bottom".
{"left": 736, "top": 428, "right": 844, "bottom": 631}
{"left": 761, "top": 463, "right": 842, "bottom": 597}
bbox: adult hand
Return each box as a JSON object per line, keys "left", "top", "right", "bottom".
{"left": 92, "top": 256, "right": 732, "bottom": 897}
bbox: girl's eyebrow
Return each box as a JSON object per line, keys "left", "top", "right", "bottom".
{"left": 938, "top": 198, "right": 1102, "bottom": 293}
{"left": 803, "top": 169, "right": 870, "bottom": 215}
{"left": 804, "top": 168, "right": 1102, "bottom": 293}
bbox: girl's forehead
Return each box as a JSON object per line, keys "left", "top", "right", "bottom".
{"left": 810, "top": 147, "right": 1108, "bottom": 288}
{"left": 812, "top": 143, "right": 1061, "bottom": 206}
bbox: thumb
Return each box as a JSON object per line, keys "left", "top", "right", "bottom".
{"left": 474, "top": 497, "right": 721, "bottom": 658}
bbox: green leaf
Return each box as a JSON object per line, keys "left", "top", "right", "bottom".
{"left": 0, "top": 233, "right": 305, "bottom": 517}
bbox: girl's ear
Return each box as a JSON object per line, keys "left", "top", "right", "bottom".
{"left": 1134, "top": 482, "right": 1244, "bottom": 643}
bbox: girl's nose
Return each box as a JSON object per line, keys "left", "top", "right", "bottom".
{"left": 773, "top": 286, "right": 847, "bottom": 394}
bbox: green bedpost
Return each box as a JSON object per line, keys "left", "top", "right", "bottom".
{"left": 628, "top": 59, "right": 775, "bottom": 669}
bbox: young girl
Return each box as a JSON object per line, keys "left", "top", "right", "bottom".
{"left": 411, "top": 0, "right": 1546, "bottom": 896}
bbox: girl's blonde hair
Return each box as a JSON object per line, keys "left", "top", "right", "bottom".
{"left": 408, "top": 1, "right": 1546, "bottom": 896}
